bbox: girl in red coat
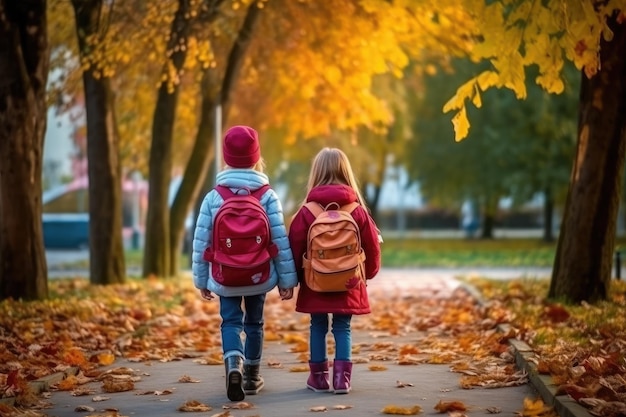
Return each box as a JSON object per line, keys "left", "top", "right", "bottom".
{"left": 288, "top": 147, "right": 381, "bottom": 394}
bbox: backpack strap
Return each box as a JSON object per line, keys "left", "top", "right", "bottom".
{"left": 304, "top": 201, "right": 360, "bottom": 217}
{"left": 340, "top": 202, "right": 359, "bottom": 213}
{"left": 215, "top": 184, "right": 270, "bottom": 201}
{"left": 304, "top": 202, "right": 324, "bottom": 217}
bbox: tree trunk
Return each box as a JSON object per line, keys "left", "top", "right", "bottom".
{"left": 543, "top": 186, "right": 554, "bottom": 243}
{"left": 480, "top": 198, "right": 497, "bottom": 239}
{"left": 0, "top": 0, "right": 49, "bottom": 300}
{"left": 143, "top": 0, "right": 191, "bottom": 278}
{"left": 72, "top": 0, "right": 126, "bottom": 285}
{"left": 168, "top": 71, "right": 218, "bottom": 276}
{"left": 481, "top": 213, "right": 494, "bottom": 239}
{"left": 167, "top": 2, "right": 262, "bottom": 275}
{"left": 549, "top": 15, "right": 626, "bottom": 303}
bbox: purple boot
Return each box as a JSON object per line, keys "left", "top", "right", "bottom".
{"left": 333, "top": 360, "right": 352, "bottom": 394}
{"left": 306, "top": 361, "right": 331, "bottom": 392}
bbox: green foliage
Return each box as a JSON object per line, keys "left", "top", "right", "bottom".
{"left": 403, "top": 57, "right": 578, "bottom": 217}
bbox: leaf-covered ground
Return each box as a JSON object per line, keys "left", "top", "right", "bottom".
{"left": 466, "top": 277, "right": 626, "bottom": 417}
{"left": 1, "top": 275, "right": 624, "bottom": 416}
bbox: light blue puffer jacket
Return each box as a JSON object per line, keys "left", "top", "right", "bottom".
{"left": 192, "top": 169, "right": 298, "bottom": 297}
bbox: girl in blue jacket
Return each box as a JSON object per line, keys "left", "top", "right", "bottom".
{"left": 192, "top": 125, "right": 298, "bottom": 401}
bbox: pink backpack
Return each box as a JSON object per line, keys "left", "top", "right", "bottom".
{"left": 203, "top": 185, "right": 278, "bottom": 286}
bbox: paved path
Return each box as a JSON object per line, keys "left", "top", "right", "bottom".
{"left": 40, "top": 268, "right": 555, "bottom": 417}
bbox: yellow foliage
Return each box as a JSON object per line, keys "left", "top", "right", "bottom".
{"left": 444, "top": 0, "right": 626, "bottom": 140}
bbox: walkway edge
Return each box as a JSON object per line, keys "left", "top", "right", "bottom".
{"left": 0, "top": 367, "right": 79, "bottom": 407}
{"left": 460, "top": 281, "right": 593, "bottom": 417}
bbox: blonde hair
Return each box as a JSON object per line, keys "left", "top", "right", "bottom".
{"left": 304, "top": 147, "right": 366, "bottom": 206}
{"left": 224, "top": 157, "right": 266, "bottom": 173}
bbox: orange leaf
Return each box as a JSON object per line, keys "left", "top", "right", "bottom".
{"left": 434, "top": 400, "right": 467, "bottom": 412}
{"left": 381, "top": 404, "right": 422, "bottom": 415}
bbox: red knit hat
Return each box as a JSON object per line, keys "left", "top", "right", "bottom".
{"left": 222, "top": 125, "right": 261, "bottom": 168}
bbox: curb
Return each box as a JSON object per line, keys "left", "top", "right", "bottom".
{"left": 0, "top": 367, "right": 79, "bottom": 407}
{"left": 506, "top": 335, "right": 593, "bottom": 417}
{"left": 460, "top": 281, "right": 593, "bottom": 417}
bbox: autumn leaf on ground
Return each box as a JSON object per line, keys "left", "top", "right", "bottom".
{"left": 222, "top": 401, "right": 254, "bottom": 409}
{"left": 102, "top": 378, "right": 134, "bottom": 393}
{"left": 209, "top": 411, "right": 232, "bottom": 417}
{"left": 381, "top": 404, "right": 423, "bottom": 415}
{"left": 178, "top": 374, "right": 200, "bottom": 383}
{"left": 267, "top": 359, "right": 282, "bottom": 368}
{"left": 177, "top": 399, "right": 212, "bottom": 412}
{"left": 396, "top": 380, "right": 414, "bottom": 388}
{"left": 398, "top": 355, "right": 422, "bottom": 365}
{"left": 542, "top": 304, "right": 570, "bottom": 323}
{"left": 515, "top": 397, "right": 557, "bottom": 417}
{"left": 55, "top": 375, "right": 80, "bottom": 391}
{"left": 92, "top": 395, "right": 110, "bottom": 402}
{"left": 90, "top": 352, "right": 116, "bottom": 366}
{"left": 100, "top": 367, "right": 136, "bottom": 377}
{"left": 434, "top": 400, "right": 467, "bottom": 412}
{"left": 74, "top": 405, "right": 95, "bottom": 412}
{"left": 135, "top": 389, "right": 174, "bottom": 395}
{"left": 368, "top": 365, "right": 388, "bottom": 371}
{"left": 289, "top": 365, "right": 309, "bottom": 372}
{"left": 70, "top": 387, "right": 96, "bottom": 396}
{"left": 289, "top": 341, "right": 309, "bottom": 353}
{"left": 310, "top": 405, "right": 327, "bottom": 412}
{"left": 282, "top": 334, "right": 308, "bottom": 344}
{"left": 332, "top": 404, "right": 353, "bottom": 410}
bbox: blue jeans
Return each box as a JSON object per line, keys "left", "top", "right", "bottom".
{"left": 309, "top": 313, "right": 352, "bottom": 363}
{"left": 219, "top": 294, "right": 266, "bottom": 365}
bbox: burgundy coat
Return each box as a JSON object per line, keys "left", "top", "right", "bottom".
{"left": 288, "top": 184, "right": 381, "bottom": 315}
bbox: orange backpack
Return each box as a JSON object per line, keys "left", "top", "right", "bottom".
{"left": 302, "top": 202, "right": 366, "bottom": 292}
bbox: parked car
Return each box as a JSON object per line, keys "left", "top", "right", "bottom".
{"left": 42, "top": 176, "right": 147, "bottom": 249}
{"left": 42, "top": 213, "right": 90, "bottom": 249}
{"left": 42, "top": 176, "right": 194, "bottom": 250}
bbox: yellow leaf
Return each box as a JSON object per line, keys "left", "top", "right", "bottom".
{"left": 536, "top": 73, "right": 565, "bottom": 94}
{"left": 476, "top": 71, "right": 499, "bottom": 91}
{"left": 96, "top": 352, "right": 116, "bottom": 366}
{"left": 451, "top": 107, "right": 470, "bottom": 142}
{"left": 443, "top": 78, "right": 476, "bottom": 113}
{"left": 381, "top": 404, "right": 422, "bottom": 415}
{"left": 471, "top": 85, "right": 482, "bottom": 108}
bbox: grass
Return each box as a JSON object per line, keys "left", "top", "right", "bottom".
{"left": 381, "top": 237, "right": 558, "bottom": 267}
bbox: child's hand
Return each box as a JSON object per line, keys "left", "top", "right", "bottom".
{"left": 278, "top": 287, "right": 293, "bottom": 300}
{"left": 200, "top": 289, "right": 214, "bottom": 300}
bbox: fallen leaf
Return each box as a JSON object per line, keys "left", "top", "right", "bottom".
{"left": 310, "top": 405, "right": 328, "bottom": 412}
{"left": 332, "top": 404, "right": 353, "bottom": 410}
{"left": 136, "top": 389, "right": 174, "bottom": 395}
{"left": 222, "top": 401, "right": 254, "bottom": 409}
{"left": 381, "top": 404, "right": 422, "bottom": 415}
{"left": 74, "top": 405, "right": 95, "bottom": 412}
{"left": 396, "top": 380, "right": 414, "bottom": 388}
{"left": 178, "top": 399, "right": 212, "bottom": 412}
{"left": 289, "top": 365, "right": 309, "bottom": 372}
{"left": 368, "top": 365, "right": 388, "bottom": 371}
{"left": 92, "top": 395, "right": 110, "bottom": 402}
{"left": 70, "top": 387, "right": 96, "bottom": 396}
{"left": 434, "top": 400, "right": 467, "bottom": 412}
{"left": 267, "top": 359, "right": 283, "bottom": 368}
{"left": 209, "top": 411, "right": 232, "bottom": 417}
{"left": 178, "top": 375, "right": 201, "bottom": 383}
{"left": 102, "top": 379, "right": 134, "bottom": 393}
